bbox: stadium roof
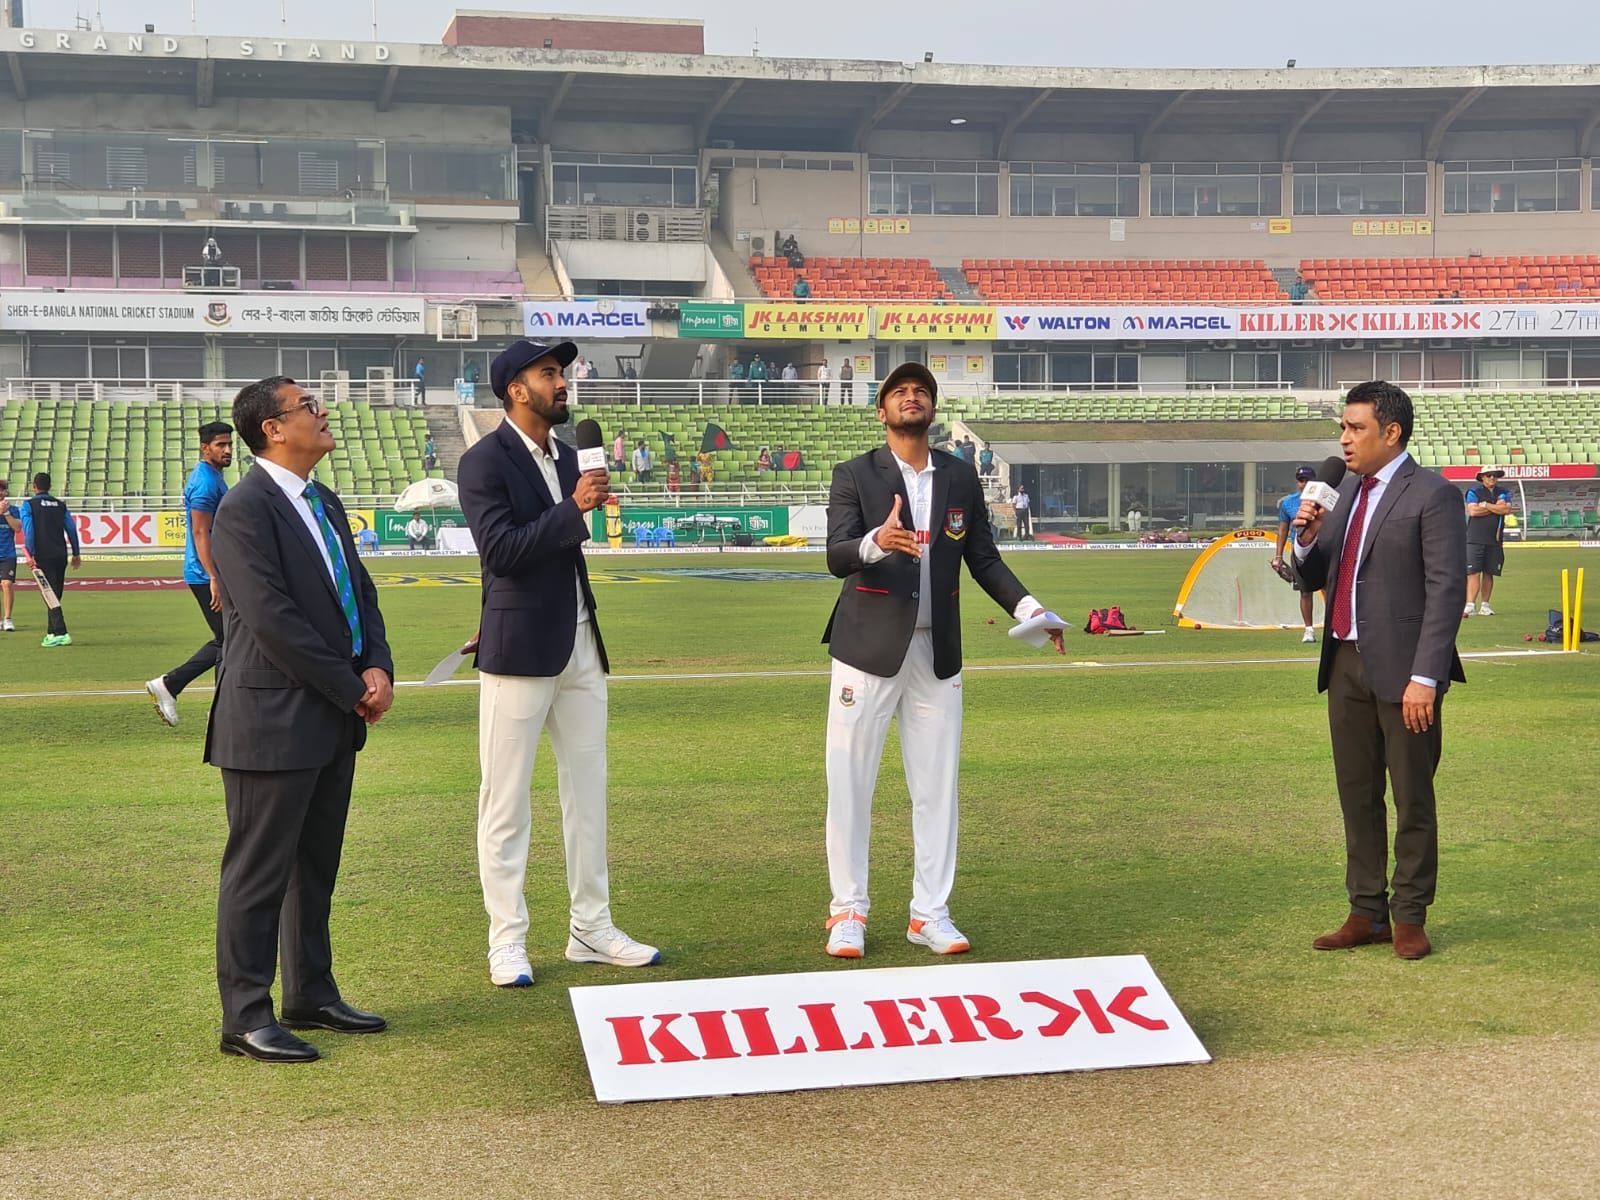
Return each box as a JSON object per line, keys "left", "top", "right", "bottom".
{"left": 7, "top": 28, "right": 1600, "bottom": 153}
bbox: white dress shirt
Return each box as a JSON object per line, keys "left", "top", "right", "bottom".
{"left": 256, "top": 456, "right": 340, "bottom": 587}
{"left": 858, "top": 451, "right": 1037, "bottom": 629}
{"left": 503, "top": 418, "right": 590, "bottom": 623}
{"left": 1294, "top": 450, "right": 1434, "bottom": 688}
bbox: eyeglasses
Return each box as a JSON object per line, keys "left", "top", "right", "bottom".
{"left": 271, "top": 396, "right": 323, "bottom": 420}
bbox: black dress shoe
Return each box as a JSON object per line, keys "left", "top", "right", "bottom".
{"left": 220, "top": 1024, "right": 319, "bottom": 1062}
{"left": 280, "top": 999, "right": 387, "bottom": 1034}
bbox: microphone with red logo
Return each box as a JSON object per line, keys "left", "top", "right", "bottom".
{"left": 575, "top": 418, "right": 608, "bottom": 474}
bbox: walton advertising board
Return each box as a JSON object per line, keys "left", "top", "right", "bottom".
{"left": 0, "top": 292, "right": 426, "bottom": 336}
{"left": 995, "top": 302, "right": 1600, "bottom": 342}
{"left": 522, "top": 301, "right": 652, "bottom": 339}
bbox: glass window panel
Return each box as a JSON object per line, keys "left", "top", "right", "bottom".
{"left": 976, "top": 173, "right": 999, "bottom": 214}
{"left": 868, "top": 174, "right": 893, "bottom": 214}
{"left": 1009, "top": 175, "right": 1032, "bottom": 215}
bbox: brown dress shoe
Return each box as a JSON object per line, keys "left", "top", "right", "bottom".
{"left": 1393, "top": 923, "right": 1431, "bottom": 960}
{"left": 1312, "top": 913, "right": 1393, "bottom": 950}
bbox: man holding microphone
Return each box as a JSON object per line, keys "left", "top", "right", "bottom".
{"left": 1288, "top": 381, "right": 1465, "bottom": 961}
{"left": 458, "top": 339, "right": 659, "bottom": 989}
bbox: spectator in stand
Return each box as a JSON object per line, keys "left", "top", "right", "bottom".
{"left": 978, "top": 444, "right": 995, "bottom": 477}
{"left": 748, "top": 354, "right": 770, "bottom": 399}
{"left": 464, "top": 360, "right": 482, "bottom": 387}
{"left": 632, "top": 440, "right": 653, "bottom": 484}
{"left": 729, "top": 357, "right": 747, "bottom": 405}
{"left": 696, "top": 450, "right": 715, "bottom": 488}
{"left": 1011, "top": 483, "right": 1032, "bottom": 540}
{"left": 793, "top": 275, "right": 811, "bottom": 300}
{"left": 839, "top": 358, "right": 854, "bottom": 405}
{"left": 779, "top": 233, "right": 804, "bottom": 268}
{"left": 413, "top": 358, "right": 426, "bottom": 402}
{"left": 424, "top": 435, "right": 438, "bottom": 472}
{"left": 688, "top": 455, "right": 703, "bottom": 490}
{"left": 666, "top": 460, "right": 681, "bottom": 494}
{"left": 1289, "top": 273, "right": 1309, "bottom": 303}
{"left": 571, "top": 355, "right": 592, "bottom": 398}
{"left": 405, "top": 514, "right": 432, "bottom": 551}
{"left": 757, "top": 446, "right": 773, "bottom": 474}
{"left": 772, "top": 443, "right": 787, "bottom": 475}
{"left": 816, "top": 360, "right": 831, "bottom": 405}
{"left": 782, "top": 362, "right": 799, "bottom": 383}
{"left": 622, "top": 362, "right": 638, "bottom": 381}
{"left": 612, "top": 428, "right": 627, "bottom": 473}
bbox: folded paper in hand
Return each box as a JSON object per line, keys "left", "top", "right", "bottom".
{"left": 1008, "top": 610, "right": 1070, "bottom": 648}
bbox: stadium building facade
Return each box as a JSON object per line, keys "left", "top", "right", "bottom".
{"left": 0, "top": 14, "right": 1596, "bottom": 532}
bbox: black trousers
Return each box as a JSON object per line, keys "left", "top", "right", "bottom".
{"left": 1326, "top": 641, "right": 1443, "bottom": 926}
{"left": 166, "top": 583, "right": 224, "bottom": 696}
{"left": 216, "top": 720, "right": 357, "bottom": 1034}
{"left": 36, "top": 555, "right": 67, "bottom": 636}
{"left": 1015, "top": 510, "right": 1032, "bottom": 538}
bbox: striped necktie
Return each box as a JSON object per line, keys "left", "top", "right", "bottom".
{"left": 302, "top": 483, "right": 364, "bottom": 656}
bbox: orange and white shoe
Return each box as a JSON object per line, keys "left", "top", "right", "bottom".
{"left": 825, "top": 911, "right": 866, "bottom": 958}
{"left": 907, "top": 916, "right": 970, "bottom": 955}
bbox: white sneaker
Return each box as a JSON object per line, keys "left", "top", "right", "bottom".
{"left": 907, "top": 916, "right": 971, "bottom": 955}
{"left": 488, "top": 943, "right": 534, "bottom": 987}
{"left": 825, "top": 911, "right": 866, "bottom": 959}
{"left": 1301, "top": 627, "right": 1317, "bottom": 643}
{"left": 1463, "top": 603, "right": 1476, "bottom": 617}
{"left": 145, "top": 676, "right": 179, "bottom": 727}
{"left": 1478, "top": 603, "right": 1495, "bottom": 616}
{"left": 1, "top": 618, "right": 13, "bottom": 631}
{"left": 566, "top": 926, "right": 661, "bottom": 967}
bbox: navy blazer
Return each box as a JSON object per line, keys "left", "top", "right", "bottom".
{"left": 457, "top": 420, "right": 608, "bottom": 678}
{"left": 204, "top": 465, "right": 393, "bottom": 772}
{"left": 823, "top": 447, "right": 1028, "bottom": 680}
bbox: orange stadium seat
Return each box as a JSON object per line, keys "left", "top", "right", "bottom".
{"left": 961, "top": 258, "right": 1287, "bottom": 302}
{"left": 1300, "top": 254, "right": 1600, "bottom": 301}
{"left": 749, "top": 255, "right": 951, "bottom": 300}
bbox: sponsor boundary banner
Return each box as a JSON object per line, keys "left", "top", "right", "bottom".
{"left": 571, "top": 955, "right": 1209, "bottom": 1103}
{"left": 523, "top": 301, "right": 651, "bottom": 338}
{"left": 1, "top": 292, "right": 425, "bottom": 335}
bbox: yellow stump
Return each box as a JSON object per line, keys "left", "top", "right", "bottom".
{"left": 604, "top": 495, "right": 623, "bottom": 551}
{"left": 1561, "top": 567, "right": 1572, "bottom": 651}
{"left": 1574, "top": 567, "right": 1586, "bottom": 652}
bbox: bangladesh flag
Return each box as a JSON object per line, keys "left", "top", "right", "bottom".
{"left": 701, "top": 422, "right": 735, "bottom": 453}
{"left": 660, "top": 431, "right": 677, "bottom": 463}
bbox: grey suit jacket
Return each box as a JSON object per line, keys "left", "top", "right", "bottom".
{"left": 204, "top": 464, "right": 393, "bottom": 771}
{"left": 1289, "top": 455, "right": 1466, "bottom": 702}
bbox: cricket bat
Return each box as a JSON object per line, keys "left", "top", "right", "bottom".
{"left": 424, "top": 633, "right": 480, "bottom": 685}
{"left": 27, "top": 556, "right": 61, "bottom": 611}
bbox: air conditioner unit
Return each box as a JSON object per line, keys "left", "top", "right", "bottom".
{"left": 1377, "top": 339, "right": 1406, "bottom": 350}
{"left": 1290, "top": 339, "right": 1314, "bottom": 349}
{"left": 319, "top": 369, "right": 351, "bottom": 404}
{"left": 365, "top": 365, "right": 396, "bottom": 406}
{"left": 1425, "top": 338, "right": 1452, "bottom": 349}
{"left": 631, "top": 211, "right": 663, "bottom": 241}
{"left": 1208, "top": 340, "right": 1237, "bottom": 350}
{"left": 749, "top": 235, "right": 766, "bottom": 255}
{"left": 1004, "top": 340, "right": 1031, "bottom": 351}
{"left": 1339, "top": 338, "right": 1364, "bottom": 350}
{"left": 1123, "top": 340, "right": 1147, "bottom": 350}
{"left": 1489, "top": 337, "right": 1513, "bottom": 348}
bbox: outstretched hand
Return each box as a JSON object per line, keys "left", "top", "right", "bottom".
{"left": 873, "top": 494, "right": 921, "bottom": 558}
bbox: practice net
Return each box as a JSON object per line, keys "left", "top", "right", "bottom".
{"left": 1172, "top": 529, "right": 1325, "bottom": 629}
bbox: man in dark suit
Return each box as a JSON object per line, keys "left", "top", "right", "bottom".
{"left": 207, "top": 376, "right": 394, "bottom": 1061}
{"left": 821, "top": 363, "right": 1065, "bottom": 960}
{"left": 457, "top": 339, "right": 659, "bottom": 990}
{"left": 1289, "top": 380, "right": 1466, "bottom": 961}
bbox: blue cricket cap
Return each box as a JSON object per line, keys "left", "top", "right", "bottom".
{"left": 491, "top": 340, "right": 578, "bottom": 401}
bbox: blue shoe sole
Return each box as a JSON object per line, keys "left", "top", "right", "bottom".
{"left": 496, "top": 975, "right": 533, "bottom": 988}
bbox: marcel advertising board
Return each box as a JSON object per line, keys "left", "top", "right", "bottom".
{"left": 523, "top": 301, "right": 651, "bottom": 339}
{"left": 571, "top": 955, "right": 1209, "bottom": 1103}
{"left": 994, "top": 302, "right": 1600, "bottom": 342}
{"left": 0, "top": 292, "right": 426, "bottom": 335}
{"left": 742, "top": 304, "right": 869, "bottom": 339}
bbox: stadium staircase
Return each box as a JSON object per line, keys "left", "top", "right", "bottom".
{"left": 423, "top": 409, "right": 468, "bottom": 482}
{"left": 937, "top": 266, "right": 982, "bottom": 300}
{"left": 515, "top": 225, "right": 564, "bottom": 297}
{"left": 1300, "top": 255, "right": 1600, "bottom": 300}
{"left": 0, "top": 399, "right": 437, "bottom": 501}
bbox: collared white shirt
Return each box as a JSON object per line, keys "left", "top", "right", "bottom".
{"left": 503, "top": 418, "right": 589, "bottom": 623}
{"left": 859, "top": 451, "right": 1037, "bottom": 629}
{"left": 1295, "top": 450, "right": 1434, "bottom": 687}
{"left": 256, "top": 456, "right": 340, "bottom": 587}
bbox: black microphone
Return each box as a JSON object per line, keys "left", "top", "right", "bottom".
{"left": 575, "top": 418, "right": 607, "bottom": 474}
{"left": 1301, "top": 455, "right": 1346, "bottom": 513}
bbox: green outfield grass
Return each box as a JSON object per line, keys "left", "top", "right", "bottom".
{"left": 3, "top": 546, "right": 1597, "bottom": 1151}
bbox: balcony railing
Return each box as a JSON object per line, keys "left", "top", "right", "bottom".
{"left": 546, "top": 204, "right": 709, "bottom": 244}
{"left": 6, "top": 378, "right": 421, "bottom": 407}
{"left": 2, "top": 181, "right": 415, "bottom": 229}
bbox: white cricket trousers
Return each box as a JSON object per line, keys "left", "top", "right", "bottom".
{"left": 825, "top": 629, "right": 963, "bottom": 924}
{"left": 477, "top": 620, "right": 612, "bottom": 951}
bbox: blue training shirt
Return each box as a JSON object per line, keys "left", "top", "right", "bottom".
{"left": 0, "top": 502, "right": 17, "bottom": 558}
{"left": 1276, "top": 491, "right": 1303, "bottom": 546}
{"left": 183, "top": 461, "right": 229, "bottom": 585}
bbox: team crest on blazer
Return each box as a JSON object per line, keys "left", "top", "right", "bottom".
{"left": 944, "top": 508, "right": 966, "bottom": 540}
{"left": 839, "top": 685, "right": 855, "bottom": 707}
